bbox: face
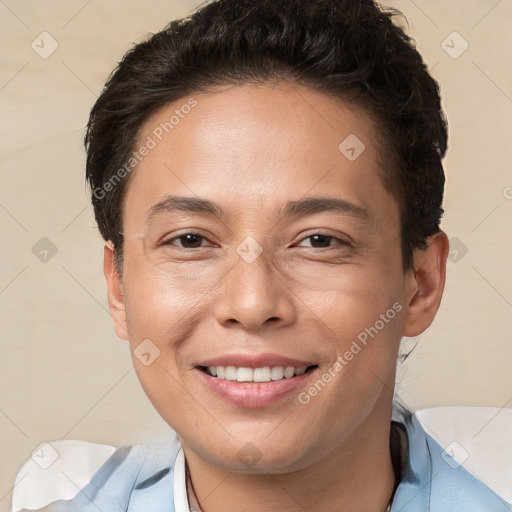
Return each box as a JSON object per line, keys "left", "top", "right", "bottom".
{"left": 105, "top": 82, "right": 444, "bottom": 473}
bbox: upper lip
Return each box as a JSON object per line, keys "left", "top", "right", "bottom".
{"left": 197, "top": 353, "right": 316, "bottom": 369}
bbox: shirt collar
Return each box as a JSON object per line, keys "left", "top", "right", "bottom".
{"left": 173, "top": 448, "right": 189, "bottom": 512}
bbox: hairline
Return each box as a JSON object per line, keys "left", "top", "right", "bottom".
{"left": 112, "top": 78, "right": 409, "bottom": 274}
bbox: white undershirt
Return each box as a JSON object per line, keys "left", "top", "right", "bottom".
{"left": 173, "top": 448, "right": 190, "bottom": 512}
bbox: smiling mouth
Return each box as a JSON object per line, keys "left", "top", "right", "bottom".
{"left": 197, "top": 365, "right": 318, "bottom": 383}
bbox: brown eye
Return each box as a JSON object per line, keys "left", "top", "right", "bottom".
{"left": 307, "top": 234, "right": 334, "bottom": 248}
{"left": 296, "top": 233, "right": 349, "bottom": 249}
{"left": 162, "top": 232, "right": 208, "bottom": 249}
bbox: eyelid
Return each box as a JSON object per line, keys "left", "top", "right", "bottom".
{"left": 161, "top": 230, "right": 216, "bottom": 248}
{"left": 293, "top": 231, "right": 353, "bottom": 247}
{"left": 160, "top": 230, "right": 352, "bottom": 249}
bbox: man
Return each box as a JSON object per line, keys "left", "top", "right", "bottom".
{"left": 11, "top": 0, "right": 511, "bottom": 510}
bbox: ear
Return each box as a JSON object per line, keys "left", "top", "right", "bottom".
{"left": 103, "top": 241, "right": 129, "bottom": 341}
{"left": 402, "top": 231, "right": 449, "bottom": 337}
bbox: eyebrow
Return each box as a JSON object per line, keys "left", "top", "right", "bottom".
{"left": 145, "top": 194, "right": 369, "bottom": 225}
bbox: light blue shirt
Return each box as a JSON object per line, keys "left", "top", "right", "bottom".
{"left": 19, "top": 414, "right": 510, "bottom": 511}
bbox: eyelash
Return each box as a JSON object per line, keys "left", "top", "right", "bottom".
{"left": 161, "top": 231, "right": 212, "bottom": 249}
{"left": 160, "top": 232, "right": 351, "bottom": 249}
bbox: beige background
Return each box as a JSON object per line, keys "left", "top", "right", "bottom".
{"left": 1, "top": 0, "right": 511, "bottom": 508}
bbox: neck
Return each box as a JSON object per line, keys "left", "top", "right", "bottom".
{"left": 183, "top": 405, "right": 397, "bottom": 512}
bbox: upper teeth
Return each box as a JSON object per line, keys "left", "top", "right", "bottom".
{"left": 207, "top": 366, "right": 307, "bottom": 382}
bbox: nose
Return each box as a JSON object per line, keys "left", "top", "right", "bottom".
{"left": 213, "top": 247, "right": 296, "bottom": 331}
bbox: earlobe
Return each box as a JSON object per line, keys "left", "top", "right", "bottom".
{"left": 103, "top": 241, "right": 129, "bottom": 341}
{"left": 402, "top": 231, "right": 449, "bottom": 337}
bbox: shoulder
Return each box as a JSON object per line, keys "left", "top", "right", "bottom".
{"left": 394, "top": 406, "right": 512, "bottom": 511}
{"left": 10, "top": 432, "right": 182, "bottom": 512}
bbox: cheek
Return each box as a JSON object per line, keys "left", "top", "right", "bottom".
{"left": 121, "top": 252, "right": 232, "bottom": 398}
{"left": 123, "top": 276, "right": 203, "bottom": 362}
{"left": 286, "top": 261, "right": 405, "bottom": 416}
{"left": 122, "top": 242, "right": 223, "bottom": 339}
{"left": 121, "top": 264, "right": 210, "bottom": 413}
{"left": 285, "top": 257, "right": 404, "bottom": 335}
{"left": 295, "top": 269, "right": 404, "bottom": 426}
{"left": 123, "top": 241, "right": 405, "bottom": 353}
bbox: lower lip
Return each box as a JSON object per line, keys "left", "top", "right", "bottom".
{"left": 195, "top": 368, "right": 316, "bottom": 408}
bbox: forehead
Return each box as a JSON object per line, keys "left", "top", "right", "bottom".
{"left": 122, "top": 82, "right": 398, "bottom": 232}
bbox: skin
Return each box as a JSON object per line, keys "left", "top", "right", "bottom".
{"left": 104, "top": 82, "right": 449, "bottom": 512}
